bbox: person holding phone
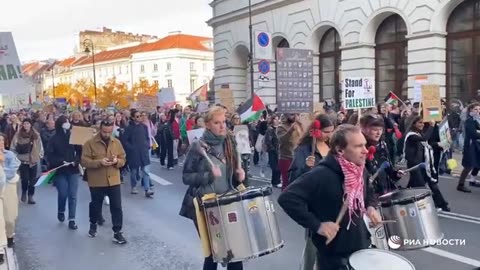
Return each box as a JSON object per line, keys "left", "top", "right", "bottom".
{"left": 81, "top": 120, "right": 127, "bottom": 245}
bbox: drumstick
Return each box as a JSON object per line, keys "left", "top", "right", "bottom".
{"left": 369, "top": 161, "right": 390, "bottom": 183}
{"left": 326, "top": 202, "right": 348, "bottom": 245}
{"left": 368, "top": 220, "right": 397, "bottom": 228}
{"left": 402, "top": 162, "right": 426, "bottom": 173}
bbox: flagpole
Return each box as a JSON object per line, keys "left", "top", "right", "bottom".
{"left": 248, "top": 0, "right": 255, "bottom": 98}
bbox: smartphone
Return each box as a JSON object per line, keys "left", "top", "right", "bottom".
{"left": 108, "top": 155, "right": 116, "bottom": 162}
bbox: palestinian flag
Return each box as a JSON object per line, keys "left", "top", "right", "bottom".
{"left": 237, "top": 94, "right": 265, "bottom": 123}
{"left": 384, "top": 91, "right": 401, "bottom": 105}
{"left": 35, "top": 170, "right": 57, "bottom": 187}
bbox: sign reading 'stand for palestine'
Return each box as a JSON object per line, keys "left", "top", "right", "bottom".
{"left": 342, "top": 77, "right": 376, "bottom": 109}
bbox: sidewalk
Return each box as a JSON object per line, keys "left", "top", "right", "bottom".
{"left": 0, "top": 247, "right": 17, "bottom": 270}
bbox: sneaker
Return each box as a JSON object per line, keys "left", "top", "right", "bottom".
{"left": 260, "top": 170, "right": 265, "bottom": 178}
{"left": 68, "top": 220, "right": 78, "bottom": 230}
{"left": 58, "top": 212, "right": 65, "bottom": 222}
{"left": 20, "top": 193, "right": 26, "bottom": 203}
{"left": 7, "top": 238, "right": 14, "bottom": 248}
{"left": 113, "top": 232, "right": 127, "bottom": 245}
{"left": 168, "top": 167, "right": 174, "bottom": 170}
{"left": 145, "top": 190, "right": 154, "bottom": 198}
{"left": 275, "top": 183, "right": 282, "bottom": 188}
{"left": 131, "top": 187, "right": 138, "bottom": 194}
{"left": 88, "top": 224, "right": 97, "bottom": 238}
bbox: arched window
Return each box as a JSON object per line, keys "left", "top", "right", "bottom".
{"left": 319, "top": 28, "right": 341, "bottom": 102}
{"left": 375, "top": 15, "right": 408, "bottom": 101}
{"left": 277, "top": 38, "right": 290, "bottom": 48}
{"left": 447, "top": 0, "right": 480, "bottom": 102}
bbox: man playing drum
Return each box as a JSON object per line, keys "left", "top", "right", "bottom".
{"left": 278, "top": 124, "right": 382, "bottom": 270}
{"left": 179, "top": 106, "right": 246, "bottom": 270}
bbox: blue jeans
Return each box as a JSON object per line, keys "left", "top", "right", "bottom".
{"left": 130, "top": 167, "right": 151, "bottom": 191}
{"left": 55, "top": 174, "right": 80, "bottom": 220}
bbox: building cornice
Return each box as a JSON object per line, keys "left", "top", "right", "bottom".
{"left": 406, "top": 31, "right": 447, "bottom": 40}
{"left": 207, "top": 0, "right": 303, "bottom": 28}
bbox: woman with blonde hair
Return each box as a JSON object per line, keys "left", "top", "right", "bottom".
{"left": 180, "top": 106, "right": 245, "bottom": 270}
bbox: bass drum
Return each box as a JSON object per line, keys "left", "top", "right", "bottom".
{"left": 348, "top": 249, "right": 415, "bottom": 270}
{"left": 202, "top": 186, "right": 284, "bottom": 264}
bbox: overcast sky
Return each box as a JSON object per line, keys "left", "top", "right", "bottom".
{"left": 1, "top": 0, "right": 212, "bottom": 62}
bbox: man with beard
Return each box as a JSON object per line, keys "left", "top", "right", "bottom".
{"left": 81, "top": 120, "right": 127, "bottom": 244}
{"left": 278, "top": 124, "right": 381, "bottom": 270}
{"left": 360, "top": 114, "right": 404, "bottom": 196}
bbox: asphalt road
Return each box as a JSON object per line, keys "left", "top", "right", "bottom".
{"left": 13, "top": 158, "right": 480, "bottom": 270}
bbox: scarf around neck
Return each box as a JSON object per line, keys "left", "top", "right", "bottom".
{"left": 202, "top": 129, "right": 226, "bottom": 146}
{"left": 336, "top": 154, "right": 366, "bottom": 229}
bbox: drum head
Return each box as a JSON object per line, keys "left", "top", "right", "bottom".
{"left": 379, "top": 188, "right": 431, "bottom": 207}
{"left": 349, "top": 249, "right": 415, "bottom": 270}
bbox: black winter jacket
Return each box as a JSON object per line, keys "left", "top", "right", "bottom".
{"left": 288, "top": 143, "right": 323, "bottom": 185}
{"left": 46, "top": 129, "right": 81, "bottom": 175}
{"left": 278, "top": 154, "right": 376, "bottom": 256}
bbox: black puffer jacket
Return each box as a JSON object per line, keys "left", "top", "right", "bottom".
{"left": 365, "top": 140, "right": 401, "bottom": 196}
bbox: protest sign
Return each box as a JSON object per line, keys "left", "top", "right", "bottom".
{"left": 421, "top": 85, "right": 442, "bottom": 122}
{"left": 342, "top": 77, "right": 376, "bottom": 109}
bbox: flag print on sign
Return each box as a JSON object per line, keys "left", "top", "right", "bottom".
{"left": 427, "top": 108, "right": 440, "bottom": 117}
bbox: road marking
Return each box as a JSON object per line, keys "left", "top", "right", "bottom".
{"left": 423, "top": 247, "right": 480, "bottom": 267}
{"left": 439, "top": 211, "right": 480, "bottom": 222}
{"left": 438, "top": 214, "right": 480, "bottom": 225}
{"left": 150, "top": 173, "right": 173, "bottom": 186}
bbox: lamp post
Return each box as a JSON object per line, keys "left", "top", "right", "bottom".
{"left": 83, "top": 39, "right": 97, "bottom": 103}
{"left": 248, "top": 0, "right": 255, "bottom": 97}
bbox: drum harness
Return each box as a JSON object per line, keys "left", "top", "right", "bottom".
{"left": 199, "top": 139, "right": 276, "bottom": 265}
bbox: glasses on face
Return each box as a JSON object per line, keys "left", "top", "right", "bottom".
{"left": 101, "top": 120, "right": 114, "bottom": 126}
{"left": 134, "top": 115, "right": 141, "bottom": 118}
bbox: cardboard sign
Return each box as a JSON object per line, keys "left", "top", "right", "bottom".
{"left": 421, "top": 85, "right": 442, "bottom": 122}
{"left": 234, "top": 125, "right": 251, "bottom": 154}
{"left": 137, "top": 94, "right": 157, "bottom": 112}
{"left": 217, "top": 88, "right": 235, "bottom": 112}
{"left": 187, "top": 128, "right": 205, "bottom": 144}
{"left": 343, "top": 77, "right": 376, "bottom": 109}
{"left": 69, "top": 126, "right": 96, "bottom": 145}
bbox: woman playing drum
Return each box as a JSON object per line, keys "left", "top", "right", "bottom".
{"left": 179, "top": 106, "right": 245, "bottom": 270}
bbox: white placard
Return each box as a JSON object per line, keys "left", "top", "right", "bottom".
{"left": 187, "top": 128, "right": 205, "bottom": 144}
{"left": 234, "top": 125, "right": 251, "bottom": 155}
{"left": 342, "top": 77, "right": 376, "bottom": 109}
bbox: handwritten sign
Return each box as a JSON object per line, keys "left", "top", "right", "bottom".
{"left": 343, "top": 77, "right": 376, "bottom": 109}
{"left": 137, "top": 94, "right": 157, "bottom": 112}
{"left": 69, "top": 126, "right": 96, "bottom": 145}
{"left": 421, "top": 85, "right": 442, "bottom": 122}
{"left": 217, "top": 88, "right": 235, "bottom": 112}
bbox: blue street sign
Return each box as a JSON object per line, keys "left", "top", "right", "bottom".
{"left": 257, "top": 32, "right": 270, "bottom": 47}
{"left": 258, "top": 60, "right": 270, "bottom": 74}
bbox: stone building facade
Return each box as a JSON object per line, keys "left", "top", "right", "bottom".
{"left": 208, "top": 0, "right": 478, "bottom": 107}
{"left": 78, "top": 27, "right": 158, "bottom": 53}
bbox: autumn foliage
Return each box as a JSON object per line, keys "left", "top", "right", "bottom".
{"left": 46, "top": 78, "right": 158, "bottom": 109}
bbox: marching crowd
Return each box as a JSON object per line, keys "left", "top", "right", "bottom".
{"left": 0, "top": 97, "right": 477, "bottom": 269}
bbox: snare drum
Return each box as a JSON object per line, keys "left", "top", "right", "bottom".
{"left": 202, "top": 186, "right": 284, "bottom": 264}
{"left": 379, "top": 188, "right": 443, "bottom": 250}
{"left": 348, "top": 249, "right": 415, "bottom": 270}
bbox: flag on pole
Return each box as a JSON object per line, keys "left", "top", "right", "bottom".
{"left": 34, "top": 162, "right": 74, "bottom": 187}
{"left": 384, "top": 91, "right": 401, "bottom": 105}
{"left": 35, "top": 170, "right": 57, "bottom": 186}
{"left": 237, "top": 94, "right": 266, "bottom": 123}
